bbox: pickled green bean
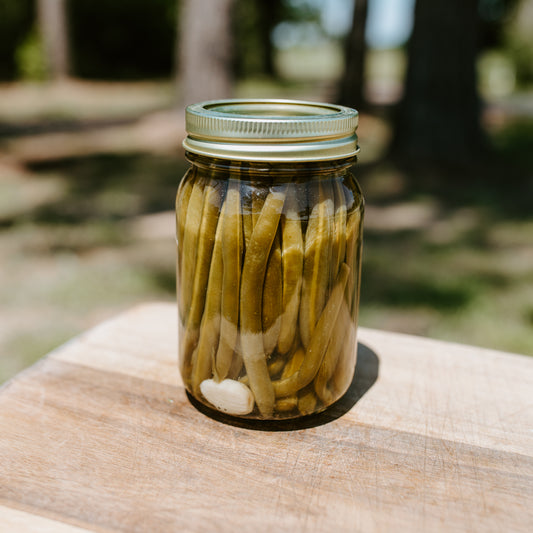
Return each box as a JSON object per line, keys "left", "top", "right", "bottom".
{"left": 297, "top": 384, "right": 317, "bottom": 415}
{"left": 278, "top": 185, "right": 304, "bottom": 354}
{"left": 299, "top": 181, "right": 334, "bottom": 349}
{"left": 240, "top": 189, "right": 286, "bottom": 417}
{"left": 215, "top": 180, "right": 243, "bottom": 380}
{"left": 314, "top": 299, "right": 351, "bottom": 403}
{"left": 281, "top": 346, "right": 305, "bottom": 379}
{"left": 273, "top": 262, "right": 350, "bottom": 397}
{"left": 241, "top": 175, "right": 253, "bottom": 252}
{"left": 176, "top": 173, "right": 194, "bottom": 323}
{"left": 238, "top": 352, "right": 287, "bottom": 386}
{"left": 179, "top": 177, "right": 205, "bottom": 326}
{"left": 227, "top": 336, "right": 244, "bottom": 380}
{"left": 268, "top": 354, "right": 286, "bottom": 378}
{"left": 331, "top": 318, "right": 358, "bottom": 398}
{"left": 331, "top": 179, "right": 347, "bottom": 287}
{"left": 181, "top": 182, "right": 223, "bottom": 371}
{"left": 262, "top": 230, "right": 282, "bottom": 356}
{"left": 345, "top": 208, "right": 362, "bottom": 310}
{"left": 252, "top": 185, "right": 266, "bottom": 227}
{"left": 275, "top": 396, "right": 298, "bottom": 412}
{"left": 190, "top": 202, "right": 225, "bottom": 395}
{"left": 276, "top": 346, "right": 305, "bottom": 408}
{"left": 176, "top": 169, "right": 194, "bottom": 255}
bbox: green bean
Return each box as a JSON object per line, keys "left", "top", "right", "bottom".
{"left": 299, "top": 181, "right": 334, "bottom": 348}
{"left": 190, "top": 201, "right": 225, "bottom": 395}
{"left": 322, "top": 181, "right": 335, "bottom": 294}
{"left": 273, "top": 262, "right": 350, "bottom": 397}
{"left": 277, "top": 185, "right": 304, "bottom": 354}
{"left": 345, "top": 208, "right": 362, "bottom": 311}
{"left": 179, "top": 177, "right": 205, "bottom": 325}
{"left": 334, "top": 203, "right": 362, "bottom": 398}
{"left": 331, "top": 178, "right": 347, "bottom": 288}
{"left": 176, "top": 169, "right": 195, "bottom": 255}
{"left": 314, "top": 299, "right": 351, "bottom": 404}
{"left": 252, "top": 184, "right": 266, "bottom": 227}
{"left": 297, "top": 384, "right": 318, "bottom": 416}
{"left": 242, "top": 184, "right": 253, "bottom": 251}
{"left": 181, "top": 182, "right": 223, "bottom": 372}
{"left": 351, "top": 213, "right": 363, "bottom": 322}
{"left": 275, "top": 346, "right": 305, "bottom": 409}
{"left": 268, "top": 354, "right": 286, "bottom": 378}
{"left": 329, "top": 202, "right": 362, "bottom": 401}
{"left": 331, "top": 318, "right": 358, "bottom": 399}
{"left": 227, "top": 335, "right": 244, "bottom": 380}
{"left": 240, "top": 189, "right": 286, "bottom": 417}
{"left": 238, "top": 352, "right": 286, "bottom": 386}
{"left": 313, "top": 180, "right": 349, "bottom": 403}
{"left": 262, "top": 230, "right": 282, "bottom": 356}
{"left": 215, "top": 179, "right": 243, "bottom": 380}
{"left": 275, "top": 396, "right": 298, "bottom": 412}
{"left": 281, "top": 346, "right": 305, "bottom": 379}
{"left": 176, "top": 173, "right": 194, "bottom": 323}
{"left": 242, "top": 178, "right": 266, "bottom": 254}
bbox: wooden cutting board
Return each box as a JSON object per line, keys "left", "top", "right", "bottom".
{"left": 0, "top": 302, "right": 531, "bottom": 532}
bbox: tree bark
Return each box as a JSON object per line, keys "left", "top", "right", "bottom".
{"left": 177, "top": 0, "right": 235, "bottom": 107}
{"left": 337, "top": 0, "right": 369, "bottom": 110}
{"left": 37, "top": 0, "right": 70, "bottom": 80}
{"left": 392, "top": 0, "right": 486, "bottom": 164}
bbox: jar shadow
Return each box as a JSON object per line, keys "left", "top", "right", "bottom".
{"left": 186, "top": 342, "right": 379, "bottom": 431}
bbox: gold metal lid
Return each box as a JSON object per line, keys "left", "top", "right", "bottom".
{"left": 183, "top": 99, "right": 359, "bottom": 162}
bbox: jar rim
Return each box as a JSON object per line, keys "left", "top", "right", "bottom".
{"left": 183, "top": 98, "right": 359, "bottom": 162}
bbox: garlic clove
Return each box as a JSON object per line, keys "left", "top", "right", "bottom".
{"left": 200, "top": 379, "right": 255, "bottom": 415}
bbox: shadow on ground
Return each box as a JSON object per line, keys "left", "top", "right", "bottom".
{"left": 24, "top": 152, "right": 189, "bottom": 224}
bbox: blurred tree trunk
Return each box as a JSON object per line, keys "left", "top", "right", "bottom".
{"left": 37, "top": 0, "right": 70, "bottom": 80}
{"left": 177, "top": 0, "right": 235, "bottom": 107}
{"left": 232, "top": 0, "right": 282, "bottom": 79}
{"left": 257, "top": 0, "right": 281, "bottom": 77}
{"left": 337, "top": 0, "right": 368, "bottom": 110}
{"left": 392, "top": 0, "right": 486, "bottom": 164}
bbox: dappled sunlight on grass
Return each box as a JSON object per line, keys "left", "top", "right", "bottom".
{"left": 0, "top": 81, "right": 175, "bottom": 123}
{"left": 25, "top": 153, "right": 188, "bottom": 223}
{"left": 0, "top": 151, "right": 182, "bottom": 383}
{"left": 0, "top": 81, "right": 532, "bottom": 384}
{"left": 0, "top": 163, "right": 66, "bottom": 223}
{"left": 358, "top": 164, "right": 533, "bottom": 354}
{"left": 355, "top": 110, "right": 533, "bottom": 353}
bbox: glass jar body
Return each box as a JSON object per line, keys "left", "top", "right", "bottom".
{"left": 176, "top": 153, "right": 364, "bottom": 419}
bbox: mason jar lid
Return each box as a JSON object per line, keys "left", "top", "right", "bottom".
{"left": 183, "top": 99, "right": 359, "bottom": 162}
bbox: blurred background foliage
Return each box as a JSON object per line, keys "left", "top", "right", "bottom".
{"left": 0, "top": 0, "right": 34, "bottom": 80}
{"left": 68, "top": 0, "right": 177, "bottom": 80}
{"left": 0, "top": 0, "right": 532, "bottom": 383}
{"left": 0, "top": 0, "right": 530, "bottom": 85}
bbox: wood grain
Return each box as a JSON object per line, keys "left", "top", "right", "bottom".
{"left": 0, "top": 302, "right": 531, "bottom": 532}
{"left": 0, "top": 504, "right": 92, "bottom": 533}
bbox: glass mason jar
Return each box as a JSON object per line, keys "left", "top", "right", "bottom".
{"left": 176, "top": 99, "right": 364, "bottom": 420}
